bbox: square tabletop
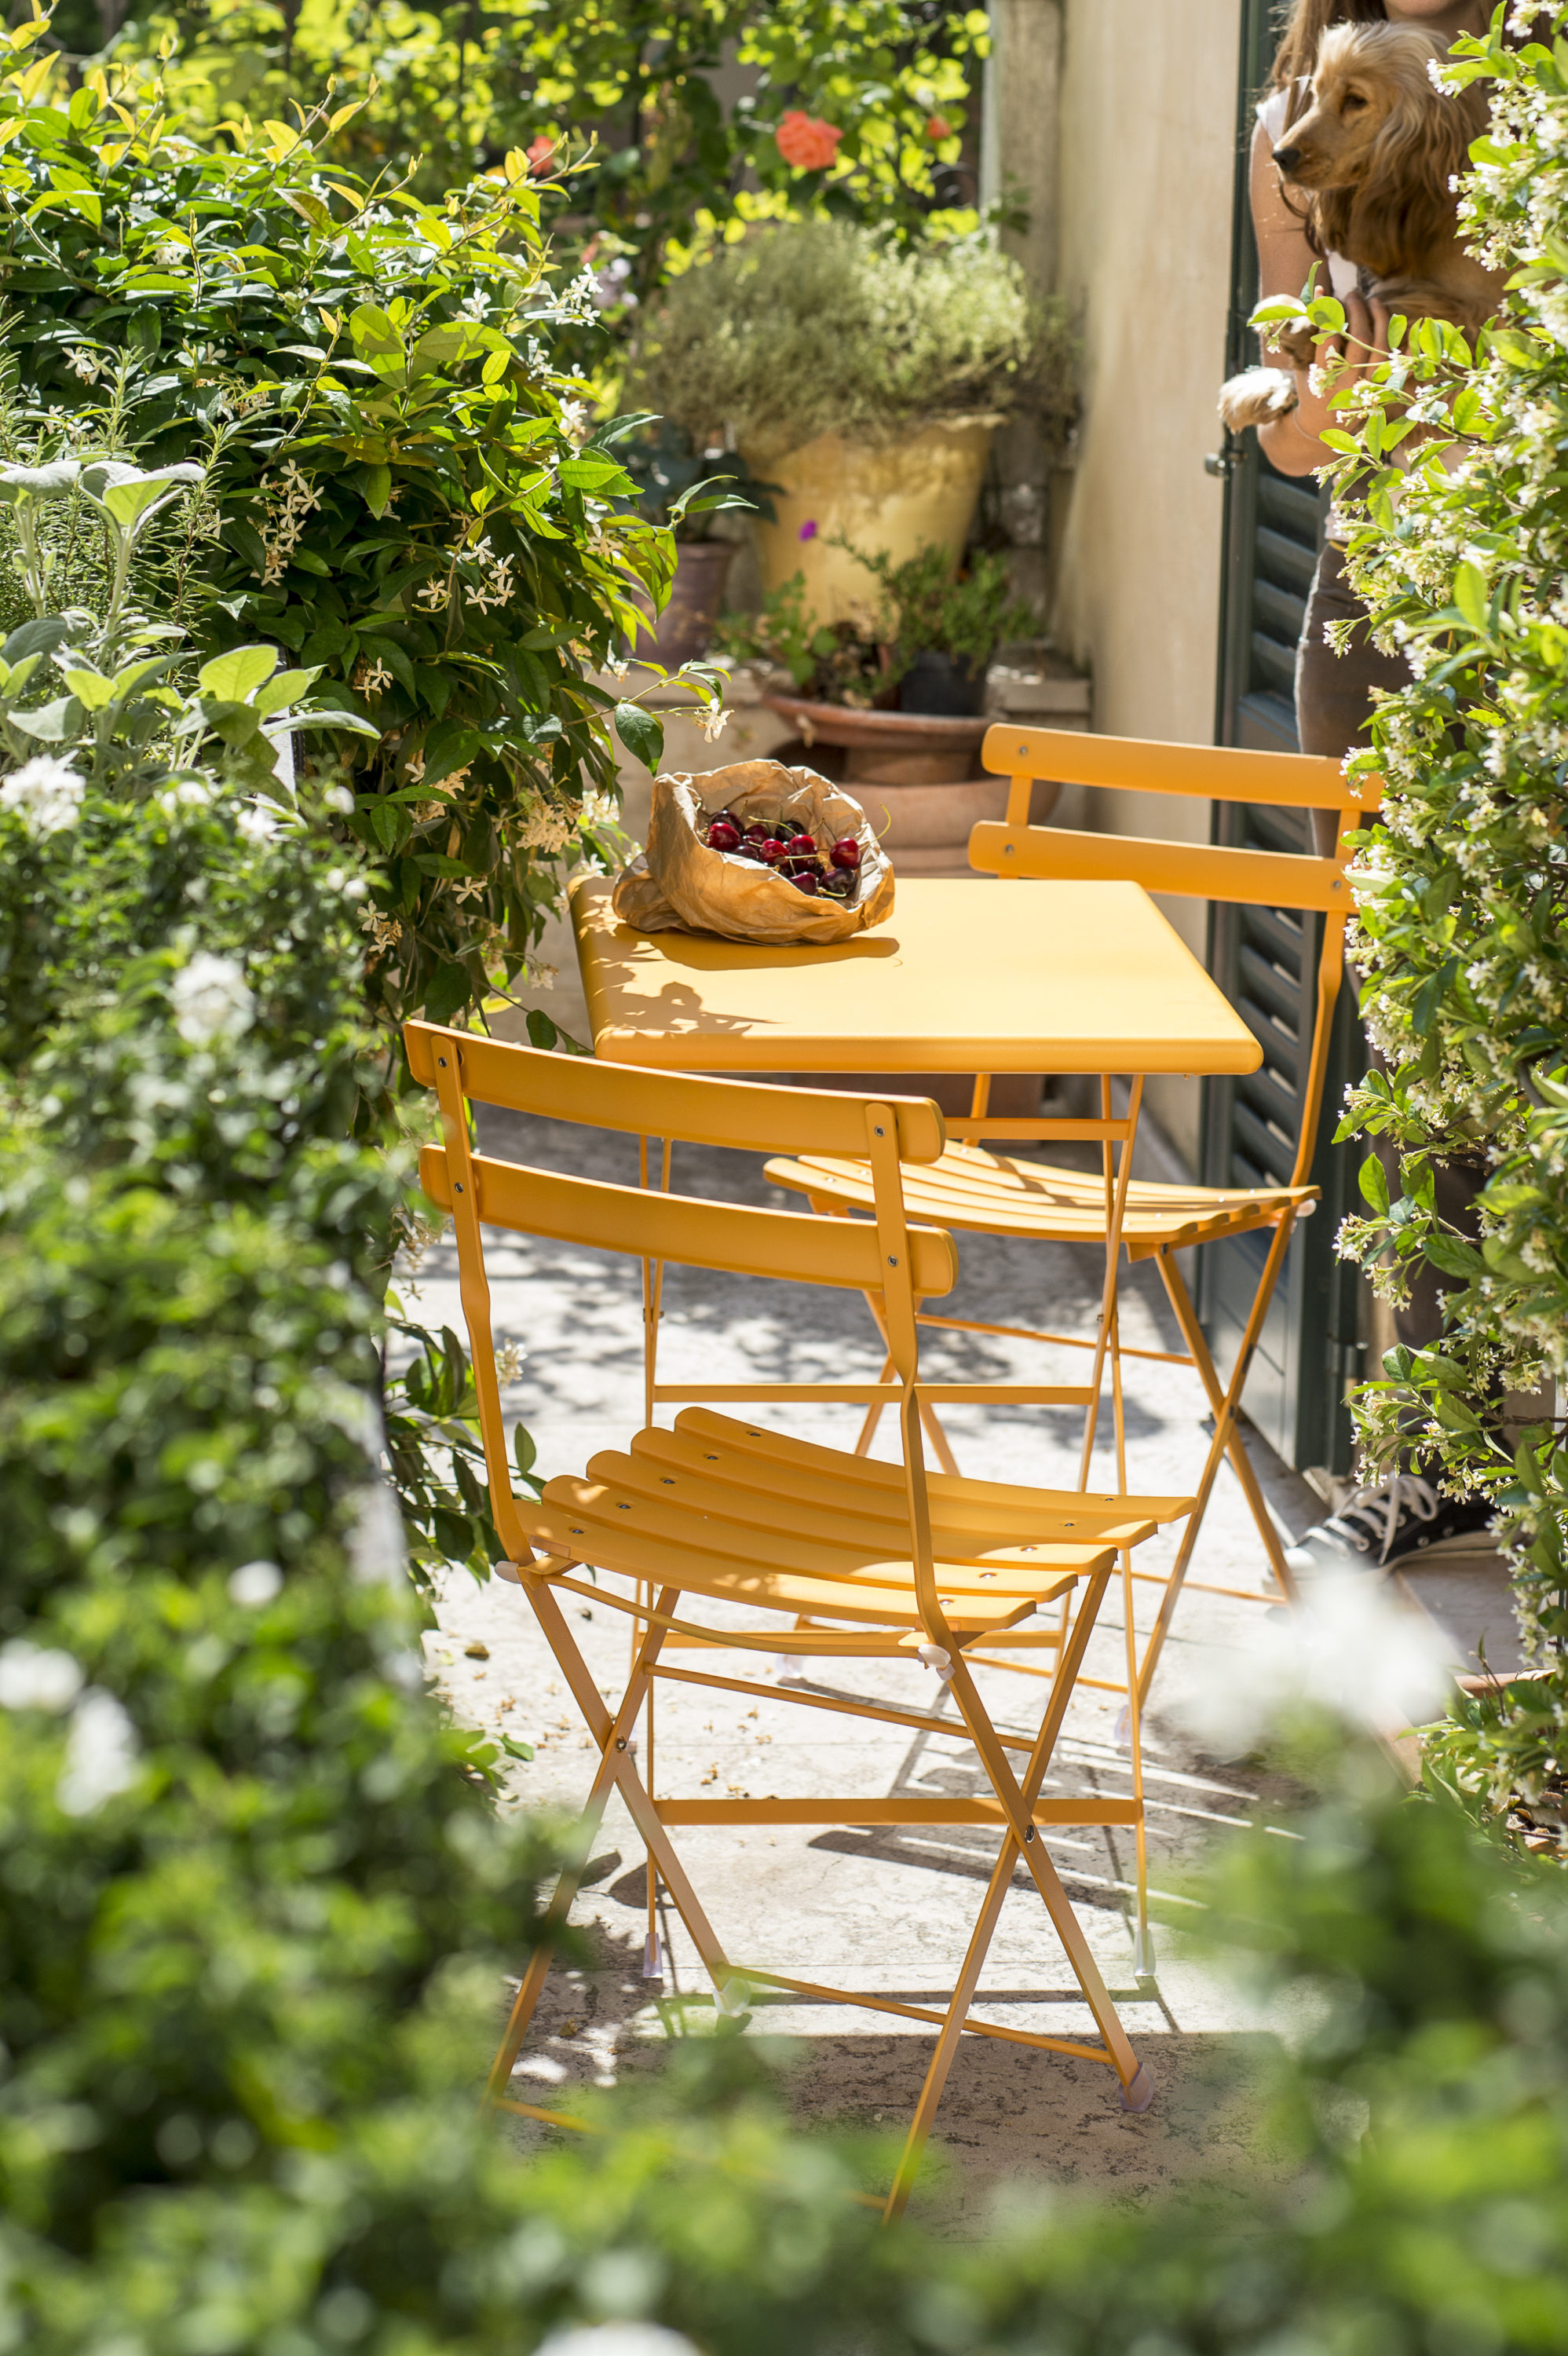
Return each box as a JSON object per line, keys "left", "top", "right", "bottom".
{"left": 570, "top": 876, "right": 1262, "bottom": 1078}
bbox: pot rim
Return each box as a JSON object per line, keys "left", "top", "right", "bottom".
{"left": 762, "top": 693, "right": 989, "bottom": 748}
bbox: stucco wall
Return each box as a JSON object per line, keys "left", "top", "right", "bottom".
{"left": 1047, "top": 0, "right": 1242, "bottom": 1165}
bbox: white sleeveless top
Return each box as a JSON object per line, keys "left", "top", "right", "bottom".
{"left": 1257, "top": 86, "right": 1359, "bottom": 303}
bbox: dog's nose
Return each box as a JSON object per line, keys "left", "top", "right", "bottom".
{"left": 1273, "top": 142, "right": 1302, "bottom": 171}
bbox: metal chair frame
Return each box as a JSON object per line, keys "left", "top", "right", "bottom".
{"left": 407, "top": 1019, "right": 1193, "bottom": 2218}
{"left": 763, "top": 727, "right": 1381, "bottom": 1966}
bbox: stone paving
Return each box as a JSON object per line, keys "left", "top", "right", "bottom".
{"left": 415, "top": 1103, "right": 1339, "bottom": 2222}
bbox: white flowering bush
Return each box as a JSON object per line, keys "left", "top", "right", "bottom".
{"left": 0, "top": 26, "right": 720, "bottom": 1044}
{"left": 1253, "top": 10, "right": 1568, "bottom": 1820}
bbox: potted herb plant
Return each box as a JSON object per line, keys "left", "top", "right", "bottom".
{"left": 629, "top": 222, "right": 1075, "bottom": 631}
{"left": 714, "top": 543, "right": 1056, "bottom": 873}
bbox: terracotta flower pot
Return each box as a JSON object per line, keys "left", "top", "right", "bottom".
{"left": 634, "top": 539, "right": 736, "bottom": 668}
{"left": 745, "top": 419, "right": 997, "bottom": 632}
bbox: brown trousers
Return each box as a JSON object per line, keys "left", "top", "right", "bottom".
{"left": 1295, "top": 542, "right": 1485, "bottom": 1357}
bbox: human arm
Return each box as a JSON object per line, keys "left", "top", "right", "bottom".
{"left": 1247, "top": 119, "right": 1388, "bottom": 475}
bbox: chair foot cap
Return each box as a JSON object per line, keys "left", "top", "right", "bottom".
{"left": 1130, "top": 1927, "right": 1157, "bottom": 1980}
{"left": 641, "top": 1933, "right": 663, "bottom": 1980}
{"left": 1119, "top": 2063, "right": 1155, "bottom": 2114}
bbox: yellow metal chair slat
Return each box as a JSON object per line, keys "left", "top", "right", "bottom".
{"left": 407, "top": 1019, "right": 1193, "bottom": 2217}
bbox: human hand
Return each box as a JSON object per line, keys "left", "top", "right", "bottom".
{"left": 1296, "top": 290, "right": 1393, "bottom": 443}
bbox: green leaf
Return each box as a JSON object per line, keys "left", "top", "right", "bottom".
{"left": 58, "top": 668, "right": 114, "bottom": 710}
{"left": 197, "top": 645, "right": 280, "bottom": 704}
{"left": 1358, "top": 1154, "right": 1391, "bottom": 1216}
{"left": 251, "top": 667, "right": 323, "bottom": 719}
{"left": 0, "top": 459, "right": 80, "bottom": 505}
{"left": 613, "top": 700, "right": 664, "bottom": 774}
{"left": 362, "top": 463, "right": 392, "bottom": 518}
{"left": 1453, "top": 561, "right": 1489, "bottom": 632}
{"left": 83, "top": 460, "right": 204, "bottom": 526}
{"left": 10, "top": 696, "right": 80, "bottom": 741}
{"left": 558, "top": 454, "right": 630, "bottom": 494}
{"left": 349, "top": 302, "right": 405, "bottom": 379}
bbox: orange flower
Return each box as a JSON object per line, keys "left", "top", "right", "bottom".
{"left": 926, "top": 114, "right": 952, "bottom": 143}
{"left": 525, "top": 134, "right": 557, "bottom": 175}
{"left": 774, "top": 112, "right": 842, "bottom": 171}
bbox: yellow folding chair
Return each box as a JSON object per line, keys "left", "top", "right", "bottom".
{"left": 406, "top": 1019, "right": 1193, "bottom": 2217}
{"left": 764, "top": 728, "right": 1380, "bottom": 1930}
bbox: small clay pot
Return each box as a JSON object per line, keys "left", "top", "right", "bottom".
{"left": 898, "top": 649, "right": 985, "bottom": 717}
{"left": 634, "top": 540, "right": 736, "bottom": 668}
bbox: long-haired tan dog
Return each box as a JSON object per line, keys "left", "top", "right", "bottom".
{"left": 1221, "top": 24, "right": 1503, "bottom": 433}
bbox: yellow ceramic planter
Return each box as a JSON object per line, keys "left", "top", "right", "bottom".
{"left": 746, "top": 419, "right": 997, "bottom": 631}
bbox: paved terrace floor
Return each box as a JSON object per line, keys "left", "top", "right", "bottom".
{"left": 416, "top": 1104, "right": 1514, "bottom": 2226}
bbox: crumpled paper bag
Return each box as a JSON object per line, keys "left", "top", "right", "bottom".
{"left": 610, "top": 762, "right": 894, "bottom": 944}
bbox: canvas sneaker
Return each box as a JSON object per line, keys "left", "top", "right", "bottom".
{"left": 1284, "top": 1472, "right": 1497, "bottom": 1582}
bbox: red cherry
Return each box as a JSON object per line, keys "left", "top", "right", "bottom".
{"left": 786, "top": 832, "right": 817, "bottom": 859}
{"left": 744, "top": 821, "right": 773, "bottom": 841}
{"left": 707, "top": 820, "right": 741, "bottom": 853}
{"left": 758, "top": 836, "right": 788, "bottom": 865}
{"left": 790, "top": 869, "right": 819, "bottom": 895}
{"left": 711, "top": 809, "right": 740, "bottom": 829}
{"left": 829, "top": 836, "right": 861, "bottom": 869}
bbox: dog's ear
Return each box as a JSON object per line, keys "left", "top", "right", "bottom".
{"left": 1350, "top": 53, "right": 1482, "bottom": 275}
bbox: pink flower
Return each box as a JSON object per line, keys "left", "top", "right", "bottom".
{"left": 775, "top": 112, "right": 842, "bottom": 172}
{"left": 798, "top": 519, "right": 817, "bottom": 541}
{"left": 526, "top": 134, "right": 557, "bottom": 175}
{"left": 926, "top": 115, "right": 952, "bottom": 143}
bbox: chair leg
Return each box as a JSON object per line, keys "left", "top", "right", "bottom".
{"left": 857, "top": 1293, "right": 962, "bottom": 1474}
{"left": 889, "top": 1568, "right": 1144, "bottom": 2215}
{"left": 1138, "top": 1225, "right": 1298, "bottom": 1708}
{"left": 886, "top": 1845, "right": 1014, "bottom": 2221}
{"left": 945, "top": 1619, "right": 1144, "bottom": 2096}
{"left": 488, "top": 1584, "right": 736, "bottom": 2102}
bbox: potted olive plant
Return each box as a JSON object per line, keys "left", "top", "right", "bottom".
{"left": 629, "top": 223, "right": 1075, "bottom": 631}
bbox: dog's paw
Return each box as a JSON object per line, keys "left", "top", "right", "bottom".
{"left": 1218, "top": 367, "right": 1298, "bottom": 432}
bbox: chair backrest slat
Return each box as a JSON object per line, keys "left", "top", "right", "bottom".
{"left": 418, "top": 1143, "right": 958, "bottom": 1300}
{"left": 968, "top": 822, "right": 1355, "bottom": 915}
{"left": 981, "top": 723, "right": 1381, "bottom": 814}
{"left": 406, "top": 1023, "right": 946, "bottom": 1164}
{"left": 971, "top": 724, "right": 1373, "bottom": 1198}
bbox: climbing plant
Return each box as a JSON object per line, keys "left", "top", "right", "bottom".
{"left": 1254, "top": 9, "right": 1568, "bottom": 1828}
{"left": 0, "top": 16, "right": 716, "bottom": 1040}
{"left": 96, "top": 0, "right": 989, "bottom": 304}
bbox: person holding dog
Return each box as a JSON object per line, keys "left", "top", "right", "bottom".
{"left": 1245, "top": 0, "right": 1498, "bottom": 1584}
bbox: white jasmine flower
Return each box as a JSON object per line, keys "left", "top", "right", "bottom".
{"left": 324, "top": 784, "right": 356, "bottom": 814}
{"left": 0, "top": 755, "right": 86, "bottom": 837}
{"left": 543, "top": 2329, "right": 700, "bottom": 2356}
{"left": 236, "top": 802, "right": 280, "bottom": 843}
{"left": 228, "top": 1559, "right": 283, "bottom": 1606}
{"left": 0, "top": 1640, "right": 84, "bottom": 1714}
{"left": 57, "top": 1690, "right": 141, "bottom": 1816}
{"left": 696, "top": 704, "right": 730, "bottom": 744}
{"left": 170, "top": 952, "right": 255, "bottom": 1047}
{"left": 158, "top": 777, "right": 212, "bottom": 814}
